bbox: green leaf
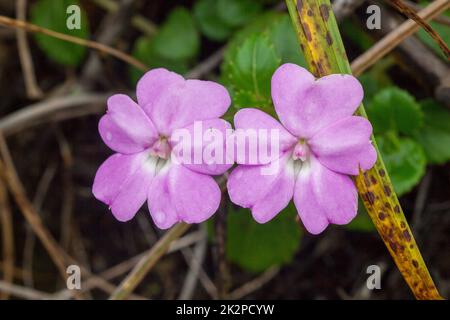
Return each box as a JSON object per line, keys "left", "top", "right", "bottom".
{"left": 152, "top": 7, "right": 199, "bottom": 61}
{"left": 267, "top": 15, "right": 307, "bottom": 66}
{"left": 128, "top": 7, "right": 197, "bottom": 84}
{"left": 414, "top": 100, "right": 450, "bottom": 164}
{"left": 377, "top": 134, "right": 426, "bottom": 196}
{"left": 221, "top": 13, "right": 306, "bottom": 114}
{"left": 227, "top": 204, "right": 301, "bottom": 272}
{"left": 217, "top": 0, "right": 262, "bottom": 28}
{"left": 129, "top": 36, "right": 188, "bottom": 85}
{"left": 31, "top": 0, "right": 89, "bottom": 66}
{"left": 368, "top": 87, "right": 423, "bottom": 135}
{"left": 226, "top": 13, "right": 306, "bottom": 66}
{"left": 357, "top": 59, "right": 393, "bottom": 104}
{"left": 193, "top": 0, "right": 233, "bottom": 41}
{"left": 225, "top": 12, "right": 280, "bottom": 50}
{"left": 346, "top": 200, "right": 375, "bottom": 232}
{"left": 222, "top": 34, "right": 281, "bottom": 110}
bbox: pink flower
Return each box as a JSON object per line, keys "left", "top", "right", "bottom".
{"left": 227, "top": 63, "right": 377, "bottom": 234}
{"left": 93, "top": 68, "right": 232, "bottom": 229}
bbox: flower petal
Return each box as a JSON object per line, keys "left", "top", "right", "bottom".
{"left": 142, "top": 75, "right": 231, "bottom": 135}
{"left": 271, "top": 63, "right": 363, "bottom": 138}
{"left": 92, "top": 152, "right": 154, "bottom": 222}
{"left": 147, "top": 169, "right": 180, "bottom": 229}
{"left": 232, "top": 108, "right": 297, "bottom": 165}
{"left": 309, "top": 116, "right": 377, "bottom": 175}
{"left": 136, "top": 68, "right": 184, "bottom": 109}
{"left": 169, "top": 165, "right": 222, "bottom": 224}
{"left": 294, "top": 157, "right": 358, "bottom": 234}
{"left": 227, "top": 154, "right": 295, "bottom": 223}
{"left": 99, "top": 94, "right": 158, "bottom": 154}
{"left": 170, "top": 119, "right": 233, "bottom": 175}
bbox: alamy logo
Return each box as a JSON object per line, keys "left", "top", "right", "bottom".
{"left": 366, "top": 5, "right": 381, "bottom": 30}
{"left": 66, "top": 5, "right": 81, "bottom": 30}
{"left": 66, "top": 265, "right": 81, "bottom": 290}
{"left": 366, "top": 265, "right": 381, "bottom": 290}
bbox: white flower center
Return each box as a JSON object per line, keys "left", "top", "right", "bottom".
{"left": 150, "top": 136, "right": 171, "bottom": 159}
{"left": 292, "top": 139, "right": 310, "bottom": 161}
{"left": 142, "top": 136, "right": 172, "bottom": 177}
{"left": 287, "top": 140, "right": 311, "bottom": 178}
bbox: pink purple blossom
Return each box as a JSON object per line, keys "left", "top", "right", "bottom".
{"left": 93, "top": 68, "right": 232, "bottom": 229}
{"left": 227, "top": 63, "right": 377, "bottom": 234}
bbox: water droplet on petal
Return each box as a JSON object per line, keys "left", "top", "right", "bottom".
{"left": 155, "top": 211, "right": 165, "bottom": 224}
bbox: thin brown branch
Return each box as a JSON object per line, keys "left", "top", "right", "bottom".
{"left": 0, "top": 182, "right": 14, "bottom": 300}
{"left": 109, "top": 223, "right": 190, "bottom": 300}
{"left": 55, "top": 128, "right": 74, "bottom": 251}
{"left": 81, "top": 0, "right": 136, "bottom": 87}
{"left": 23, "top": 162, "right": 58, "bottom": 288}
{"left": 404, "top": 0, "right": 450, "bottom": 26}
{"left": 0, "top": 280, "right": 56, "bottom": 300}
{"left": 0, "top": 262, "right": 29, "bottom": 281}
{"left": 0, "top": 133, "right": 144, "bottom": 299}
{"left": 185, "top": 47, "right": 226, "bottom": 79}
{"left": 351, "top": 0, "right": 450, "bottom": 76}
{"left": 179, "top": 228, "right": 209, "bottom": 299}
{"left": 15, "top": 0, "right": 43, "bottom": 99}
{"left": 181, "top": 245, "right": 218, "bottom": 299}
{"left": 0, "top": 134, "right": 69, "bottom": 284}
{"left": 0, "top": 15, "right": 148, "bottom": 71}
{"left": 228, "top": 267, "right": 280, "bottom": 299}
{"left": 214, "top": 198, "right": 231, "bottom": 298}
{"left": 373, "top": 3, "right": 450, "bottom": 108}
{"left": 388, "top": 0, "right": 450, "bottom": 58}
{"left": 0, "top": 93, "right": 110, "bottom": 136}
{"left": 53, "top": 230, "right": 204, "bottom": 298}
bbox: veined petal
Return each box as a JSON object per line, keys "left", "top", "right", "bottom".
{"left": 99, "top": 94, "right": 158, "bottom": 154}
{"left": 170, "top": 118, "right": 233, "bottom": 175}
{"left": 271, "top": 63, "right": 363, "bottom": 138}
{"left": 169, "top": 165, "right": 222, "bottom": 224}
{"left": 309, "top": 116, "right": 377, "bottom": 175}
{"left": 294, "top": 157, "right": 358, "bottom": 234}
{"left": 227, "top": 154, "right": 295, "bottom": 223}
{"left": 147, "top": 169, "right": 180, "bottom": 229}
{"left": 92, "top": 151, "right": 154, "bottom": 222}
{"left": 136, "top": 68, "right": 184, "bottom": 110}
{"left": 141, "top": 73, "right": 231, "bottom": 135}
{"left": 231, "top": 108, "right": 297, "bottom": 165}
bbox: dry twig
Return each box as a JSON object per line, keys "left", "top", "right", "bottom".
{"left": 15, "top": 0, "right": 43, "bottom": 99}
{"left": 109, "top": 223, "right": 190, "bottom": 300}
{"left": 0, "top": 182, "right": 14, "bottom": 300}
{"left": 0, "top": 15, "right": 147, "bottom": 71}
{"left": 351, "top": 0, "right": 450, "bottom": 76}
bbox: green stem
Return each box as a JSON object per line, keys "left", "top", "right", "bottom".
{"left": 285, "top": 0, "right": 442, "bottom": 300}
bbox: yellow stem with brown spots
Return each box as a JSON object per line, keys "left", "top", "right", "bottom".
{"left": 285, "top": 0, "right": 442, "bottom": 300}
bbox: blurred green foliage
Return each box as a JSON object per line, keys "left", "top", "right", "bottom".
{"left": 130, "top": 7, "right": 198, "bottom": 83}
{"left": 414, "top": 100, "right": 450, "bottom": 164}
{"left": 221, "top": 14, "right": 306, "bottom": 114}
{"left": 366, "top": 88, "right": 450, "bottom": 197}
{"left": 227, "top": 204, "right": 302, "bottom": 272}
{"left": 193, "top": 0, "right": 262, "bottom": 41}
{"left": 31, "top": 0, "right": 89, "bottom": 66}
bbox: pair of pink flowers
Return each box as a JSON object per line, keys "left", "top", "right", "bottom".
{"left": 93, "top": 64, "right": 376, "bottom": 234}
